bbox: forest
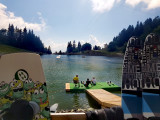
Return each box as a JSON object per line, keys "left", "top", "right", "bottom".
{"left": 66, "top": 16, "right": 160, "bottom": 55}
{"left": 0, "top": 24, "right": 52, "bottom": 54}
{"left": 2, "top": 16, "right": 160, "bottom": 55}
{"left": 107, "top": 16, "right": 160, "bottom": 53}
{"left": 66, "top": 40, "right": 101, "bottom": 53}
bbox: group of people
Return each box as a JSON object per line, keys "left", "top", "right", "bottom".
{"left": 73, "top": 75, "right": 96, "bottom": 87}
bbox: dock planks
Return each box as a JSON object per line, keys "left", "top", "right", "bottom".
{"left": 86, "top": 89, "right": 121, "bottom": 108}
{"left": 66, "top": 83, "right": 70, "bottom": 92}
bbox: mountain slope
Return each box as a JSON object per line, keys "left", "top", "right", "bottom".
{"left": 0, "top": 44, "right": 29, "bottom": 55}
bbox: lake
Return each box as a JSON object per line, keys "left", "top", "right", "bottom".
{"left": 41, "top": 55, "right": 123, "bottom": 111}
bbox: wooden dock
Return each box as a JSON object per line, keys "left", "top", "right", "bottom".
{"left": 66, "top": 83, "right": 70, "bottom": 92}
{"left": 86, "top": 89, "right": 121, "bottom": 108}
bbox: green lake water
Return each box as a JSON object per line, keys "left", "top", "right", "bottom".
{"left": 41, "top": 55, "right": 123, "bottom": 111}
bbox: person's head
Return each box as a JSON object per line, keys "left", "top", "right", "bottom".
{"left": 76, "top": 75, "right": 78, "bottom": 77}
{"left": 87, "top": 78, "right": 89, "bottom": 81}
{"left": 93, "top": 77, "right": 95, "bottom": 79}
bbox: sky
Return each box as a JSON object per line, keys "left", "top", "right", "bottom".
{"left": 0, "top": 0, "right": 160, "bottom": 52}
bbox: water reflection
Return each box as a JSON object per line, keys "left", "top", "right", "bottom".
{"left": 41, "top": 55, "right": 123, "bottom": 110}
{"left": 73, "top": 93, "right": 80, "bottom": 109}
{"left": 85, "top": 93, "right": 101, "bottom": 109}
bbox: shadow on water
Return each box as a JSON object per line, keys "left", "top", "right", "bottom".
{"left": 111, "top": 91, "right": 121, "bottom": 97}
{"left": 41, "top": 55, "right": 123, "bottom": 110}
{"left": 85, "top": 93, "right": 101, "bottom": 109}
{"left": 65, "top": 92, "right": 101, "bottom": 109}
{"left": 73, "top": 93, "right": 80, "bottom": 109}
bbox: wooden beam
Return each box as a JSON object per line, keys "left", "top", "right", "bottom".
{"left": 51, "top": 113, "right": 86, "bottom": 120}
{"left": 86, "top": 89, "right": 121, "bottom": 108}
{"left": 65, "top": 83, "right": 70, "bottom": 92}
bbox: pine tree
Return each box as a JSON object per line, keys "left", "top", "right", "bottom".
{"left": 73, "top": 40, "right": 76, "bottom": 49}
{"left": 78, "top": 41, "right": 81, "bottom": 52}
{"left": 47, "top": 46, "right": 52, "bottom": 54}
{"left": 67, "top": 41, "right": 73, "bottom": 53}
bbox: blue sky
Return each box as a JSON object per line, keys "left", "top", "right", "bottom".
{"left": 0, "top": 0, "right": 160, "bottom": 52}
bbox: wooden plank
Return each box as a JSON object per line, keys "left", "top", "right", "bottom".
{"left": 86, "top": 89, "right": 121, "bottom": 108}
{"left": 66, "top": 83, "right": 70, "bottom": 92}
{"left": 51, "top": 113, "right": 86, "bottom": 120}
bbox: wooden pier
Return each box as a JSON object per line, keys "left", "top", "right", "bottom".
{"left": 86, "top": 89, "right": 121, "bottom": 108}
{"left": 66, "top": 83, "right": 70, "bottom": 92}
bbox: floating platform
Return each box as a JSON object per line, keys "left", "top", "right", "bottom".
{"left": 86, "top": 89, "right": 121, "bottom": 108}
{"left": 65, "top": 82, "right": 121, "bottom": 92}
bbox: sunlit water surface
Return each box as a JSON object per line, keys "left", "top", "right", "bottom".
{"left": 41, "top": 55, "right": 123, "bottom": 110}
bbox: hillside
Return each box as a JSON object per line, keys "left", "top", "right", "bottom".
{"left": 0, "top": 44, "right": 29, "bottom": 55}
{"left": 107, "top": 16, "right": 160, "bottom": 53}
{"left": 0, "top": 24, "right": 52, "bottom": 54}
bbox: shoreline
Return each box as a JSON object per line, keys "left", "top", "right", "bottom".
{"left": 56, "top": 108, "right": 95, "bottom": 113}
{"left": 54, "top": 52, "right": 124, "bottom": 58}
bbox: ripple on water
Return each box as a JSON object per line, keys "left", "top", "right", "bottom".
{"left": 41, "top": 55, "right": 123, "bottom": 110}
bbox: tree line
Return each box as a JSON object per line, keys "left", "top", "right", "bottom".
{"left": 0, "top": 24, "right": 52, "bottom": 54}
{"left": 107, "top": 16, "right": 160, "bottom": 52}
{"left": 66, "top": 40, "right": 101, "bottom": 53}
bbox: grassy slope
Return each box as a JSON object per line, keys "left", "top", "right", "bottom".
{"left": 82, "top": 49, "right": 124, "bottom": 57}
{"left": 0, "top": 44, "right": 29, "bottom": 54}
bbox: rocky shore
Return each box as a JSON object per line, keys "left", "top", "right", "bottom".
{"left": 56, "top": 108, "right": 95, "bottom": 113}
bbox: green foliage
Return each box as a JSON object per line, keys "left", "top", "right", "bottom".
{"left": 47, "top": 46, "right": 52, "bottom": 54}
{"left": 0, "top": 44, "right": 28, "bottom": 54}
{"left": 67, "top": 41, "right": 73, "bottom": 53}
{"left": 81, "top": 43, "right": 92, "bottom": 51}
{"left": 66, "top": 41, "right": 92, "bottom": 53}
{"left": 107, "top": 16, "right": 160, "bottom": 53}
{"left": 0, "top": 24, "right": 52, "bottom": 54}
{"left": 67, "top": 41, "right": 84, "bottom": 53}
{"left": 78, "top": 41, "right": 81, "bottom": 52}
{"left": 108, "top": 42, "right": 117, "bottom": 51}
{"left": 153, "top": 25, "right": 160, "bottom": 34}
{"left": 59, "top": 50, "right": 62, "bottom": 54}
{"left": 93, "top": 45, "right": 101, "bottom": 50}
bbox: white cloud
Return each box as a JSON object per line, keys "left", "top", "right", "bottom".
{"left": 79, "top": 40, "right": 85, "bottom": 45}
{"left": 90, "top": 0, "right": 121, "bottom": 13}
{"left": 89, "top": 0, "right": 160, "bottom": 12}
{"left": 125, "top": 0, "right": 144, "bottom": 7}
{"left": 37, "top": 12, "right": 42, "bottom": 16}
{"left": 116, "top": 0, "right": 121, "bottom": 3}
{"left": 45, "top": 35, "right": 104, "bottom": 52}
{"left": 147, "top": 0, "right": 160, "bottom": 9}
{"left": 88, "top": 35, "right": 104, "bottom": 48}
{"left": 0, "top": 3, "right": 46, "bottom": 31}
{"left": 44, "top": 38, "right": 67, "bottom": 53}
{"left": 52, "top": 42, "right": 67, "bottom": 53}
{"left": 125, "top": 0, "right": 160, "bottom": 10}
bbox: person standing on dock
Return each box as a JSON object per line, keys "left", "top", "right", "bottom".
{"left": 73, "top": 75, "right": 80, "bottom": 87}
